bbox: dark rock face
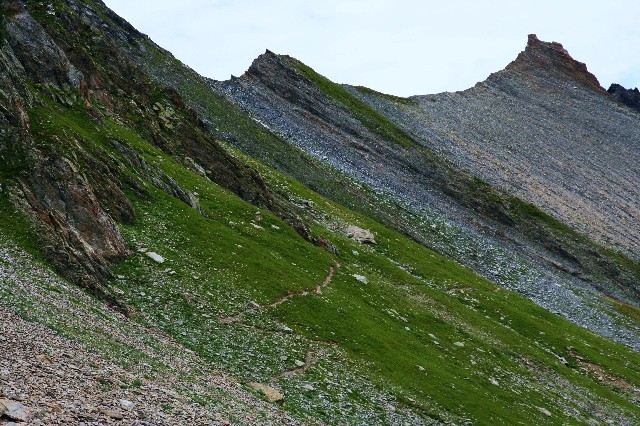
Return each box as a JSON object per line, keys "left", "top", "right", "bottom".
{"left": 18, "top": 154, "right": 130, "bottom": 295}
{"left": 608, "top": 83, "right": 640, "bottom": 112}
{"left": 0, "top": 0, "right": 300, "bottom": 302}
{"left": 3, "top": 2, "right": 82, "bottom": 89}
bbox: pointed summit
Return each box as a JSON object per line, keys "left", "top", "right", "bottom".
{"left": 245, "top": 49, "right": 289, "bottom": 81}
{"left": 242, "top": 49, "right": 313, "bottom": 98}
{"left": 503, "top": 34, "right": 603, "bottom": 91}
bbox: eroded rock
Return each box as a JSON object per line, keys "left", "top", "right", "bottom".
{"left": 249, "top": 382, "right": 284, "bottom": 404}
{"left": 345, "top": 226, "right": 376, "bottom": 244}
{"left": 0, "top": 398, "right": 30, "bottom": 422}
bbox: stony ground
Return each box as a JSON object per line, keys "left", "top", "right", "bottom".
{"left": 0, "top": 243, "right": 306, "bottom": 426}
{"left": 351, "top": 35, "right": 640, "bottom": 256}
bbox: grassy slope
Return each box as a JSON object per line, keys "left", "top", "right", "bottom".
{"left": 10, "top": 92, "right": 640, "bottom": 424}
{"left": 285, "top": 56, "right": 417, "bottom": 148}
{"left": 234, "top": 146, "right": 640, "bottom": 424}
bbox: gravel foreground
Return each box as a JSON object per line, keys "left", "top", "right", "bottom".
{"left": 0, "top": 244, "right": 306, "bottom": 426}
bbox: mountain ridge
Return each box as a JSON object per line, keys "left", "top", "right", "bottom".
{"left": 352, "top": 34, "right": 639, "bottom": 257}
{"left": 1, "top": 2, "right": 640, "bottom": 424}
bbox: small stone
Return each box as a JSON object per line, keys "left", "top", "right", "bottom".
{"left": 100, "top": 408, "right": 124, "bottom": 420}
{"left": 417, "top": 365, "right": 425, "bottom": 371}
{"left": 537, "top": 407, "right": 552, "bottom": 417}
{"left": 294, "top": 360, "right": 305, "bottom": 367}
{"left": 352, "top": 274, "right": 368, "bottom": 284}
{"left": 454, "top": 342, "right": 465, "bottom": 347}
{"left": 45, "top": 402, "right": 62, "bottom": 412}
{"left": 249, "top": 383, "right": 284, "bottom": 404}
{"left": 119, "top": 399, "right": 136, "bottom": 410}
{"left": 35, "top": 354, "right": 52, "bottom": 363}
{"left": 301, "top": 383, "right": 314, "bottom": 391}
{"left": 0, "top": 399, "right": 30, "bottom": 422}
{"left": 145, "top": 252, "right": 165, "bottom": 263}
{"left": 489, "top": 377, "right": 499, "bottom": 386}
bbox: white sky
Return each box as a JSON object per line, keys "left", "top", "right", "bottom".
{"left": 102, "top": 0, "right": 640, "bottom": 97}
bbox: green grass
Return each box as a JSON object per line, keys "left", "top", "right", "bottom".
{"left": 0, "top": 192, "right": 44, "bottom": 260}
{"left": 286, "top": 56, "right": 417, "bottom": 148}
{"left": 99, "top": 114, "right": 640, "bottom": 422}
{"left": 248, "top": 158, "right": 640, "bottom": 424}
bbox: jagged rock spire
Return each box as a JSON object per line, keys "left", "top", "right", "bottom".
{"left": 503, "top": 34, "right": 603, "bottom": 91}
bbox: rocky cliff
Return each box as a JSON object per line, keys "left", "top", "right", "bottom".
{"left": 608, "top": 83, "right": 640, "bottom": 112}
{"left": 0, "top": 0, "right": 313, "bottom": 306}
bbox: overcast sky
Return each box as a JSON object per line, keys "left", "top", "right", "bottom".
{"left": 102, "top": 0, "right": 640, "bottom": 97}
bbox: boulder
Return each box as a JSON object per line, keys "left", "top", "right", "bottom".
{"left": 0, "top": 399, "right": 30, "bottom": 422}
{"left": 249, "top": 382, "right": 285, "bottom": 404}
{"left": 145, "top": 252, "right": 165, "bottom": 263}
{"left": 345, "top": 226, "right": 376, "bottom": 244}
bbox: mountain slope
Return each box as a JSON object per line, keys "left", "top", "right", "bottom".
{"left": 212, "top": 45, "right": 640, "bottom": 349}
{"left": 1, "top": 1, "right": 640, "bottom": 425}
{"left": 350, "top": 34, "right": 640, "bottom": 256}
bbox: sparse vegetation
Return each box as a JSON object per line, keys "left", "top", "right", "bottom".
{"left": 287, "top": 57, "right": 417, "bottom": 148}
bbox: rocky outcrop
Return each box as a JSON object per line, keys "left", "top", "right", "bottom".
{"left": 0, "top": 398, "right": 30, "bottom": 422}
{"left": 0, "top": 0, "right": 309, "bottom": 302}
{"left": 608, "top": 83, "right": 640, "bottom": 112}
{"left": 0, "top": 2, "right": 130, "bottom": 305}
{"left": 17, "top": 154, "right": 129, "bottom": 289}
{"left": 505, "top": 34, "right": 603, "bottom": 92}
{"left": 345, "top": 226, "right": 376, "bottom": 244}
